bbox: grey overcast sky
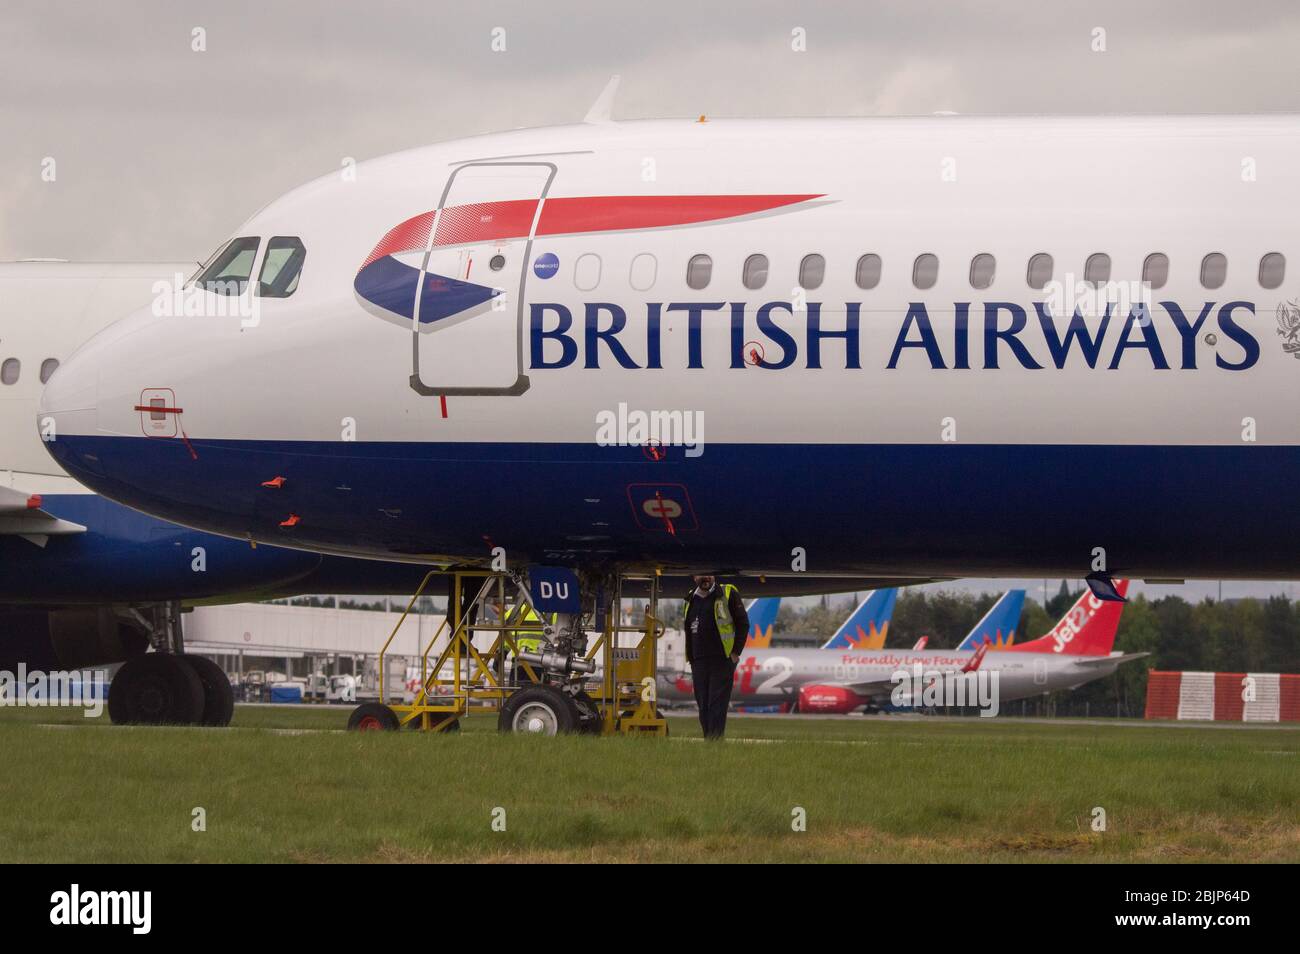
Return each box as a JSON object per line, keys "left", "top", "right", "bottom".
{"left": 4, "top": 0, "right": 1298, "bottom": 604}
{"left": 5, "top": 0, "right": 1300, "bottom": 263}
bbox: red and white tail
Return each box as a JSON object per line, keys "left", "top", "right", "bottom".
{"left": 1013, "top": 580, "right": 1129, "bottom": 655}
{"left": 912, "top": 635, "right": 929, "bottom": 650}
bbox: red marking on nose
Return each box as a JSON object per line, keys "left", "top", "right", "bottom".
{"left": 650, "top": 491, "right": 677, "bottom": 536}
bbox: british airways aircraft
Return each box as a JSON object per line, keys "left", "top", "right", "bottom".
{"left": 36, "top": 115, "right": 1300, "bottom": 669}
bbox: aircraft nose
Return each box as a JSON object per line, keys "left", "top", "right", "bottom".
{"left": 37, "top": 342, "right": 99, "bottom": 445}
{"left": 37, "top": 304, "right": 151, "bottom": 485}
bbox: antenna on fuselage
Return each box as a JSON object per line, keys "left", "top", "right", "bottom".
{"left": 584, "top": 74, "right": 621, "bottom": 124}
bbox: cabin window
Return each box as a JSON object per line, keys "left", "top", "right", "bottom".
{"left": 686, "top": 254, "right": 712, "bottom": 290}
{"left": 574, "top": 253, "right": 602, "bottom": 291}
{"left": 855, "top": 254, "right": 882, "bottom": 290}
{"left": 0, "top": 358, "right": 18, "bottom": 385}
{"left": 1200, "top": 252, "right": 1227, "bottom": 289}
{"left": 1260, "top": 252, "right": 1286, "bottom": 290}
{"left": 489, "top": 254, "right": 506, "bottom": 271}
{"left": 969, "top": 253, "right": 996, "bottom": 289}
{"left": 912, "top": 253, "right": 939, "bottom": 290}
{"left": 742, "top": 254, "right": 769, "bottom": 290}
{"left": 1026, "top": 253, "right": 1053, "bottom": 290}
{"left": 196, "top": 236, "right": 260, "bottom": 296}
{"left": 39, "top": 358, "right": 59, "bottom": 383}
{"left": 629, "top": 253, "right": 657, "bottom": 291}
{"left": 1143, "top": 253, "right": 1169, "bottom": 290}
{"left": 799, "top": 253, "right": 825, "bottom": 290}
{"left": 1084, "top": 253, "right": 1111, "bottom": 285}
{"left": 256, "top": 237, "right": 306, "bottom": 298}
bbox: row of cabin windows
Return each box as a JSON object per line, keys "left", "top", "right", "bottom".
{"left": 677, "top": 251, "right": 1288, "bottom": 292}
{"left": 0, "top": 357, "right": 59, "bottom": 386}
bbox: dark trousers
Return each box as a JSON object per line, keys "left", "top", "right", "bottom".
{"left": 691, "top": 656, "right": 736, "bottom": 739}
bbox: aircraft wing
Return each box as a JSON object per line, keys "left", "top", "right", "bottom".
{"left": 840, "top": 647, "right": 989, "bottom": 701}
{"left": 0, "top": 486, "right": 87, "bottom": 543}
{"left": 1073, "top": 652, "right": 1150, "bottom": 667}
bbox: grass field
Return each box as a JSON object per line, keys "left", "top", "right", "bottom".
{"left": 1, "top": 704, "right": 1297, "bottom": 862}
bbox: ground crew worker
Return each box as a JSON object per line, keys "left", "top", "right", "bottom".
{"left": 683, "top": 575, "right": 750, "bottom": 740}
{"left": 505, "top": 601, "right": 548, "bottom": 685}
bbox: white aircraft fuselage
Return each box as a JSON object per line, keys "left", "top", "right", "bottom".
{"left": 38, "top": 116, "right": 1300, "bottom": 580}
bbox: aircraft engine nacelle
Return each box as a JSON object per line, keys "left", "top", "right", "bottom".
{"left": 0, "top": 608, "right": 150, "bottom": 672}
{"left": 798, "top": 684, "right": 865, "bottom": 714}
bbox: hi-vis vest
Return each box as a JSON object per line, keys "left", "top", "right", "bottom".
{"left": 693, "top": 584, "right": 738, "bottom": 656}
{"left": 506, "top": 603, "right": 550, "bottom": 655}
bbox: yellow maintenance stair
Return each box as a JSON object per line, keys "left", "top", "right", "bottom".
{"left": 346, "top": 569, "right": 668, "bottom": 737}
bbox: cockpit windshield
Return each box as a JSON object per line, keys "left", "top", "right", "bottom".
{"left": 193, "top": 237, "right": 260, "bottom": 295}
{"left": 257, "top": 237, "right": 306, "bottom": 298}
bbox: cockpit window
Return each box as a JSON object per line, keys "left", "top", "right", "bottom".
{"left": 195, "top": 237, "right": 260, "bottom": 295}
{"left": 257, "top": 237, "right": 306, "bottom": 298}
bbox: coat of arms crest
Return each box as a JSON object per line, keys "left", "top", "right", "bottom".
{"left": 1277, "top": 299, "right": 1300, "bottom": 358}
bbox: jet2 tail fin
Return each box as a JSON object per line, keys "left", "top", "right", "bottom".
{"left": 1014, "top": 580, "right": 1130, "bottom": 655}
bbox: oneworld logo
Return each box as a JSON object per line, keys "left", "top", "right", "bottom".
{"left": 595, "top": 402, "right": 705, "bottom": 458}
{"left": 50, "top": 884, "right": 151, "bottom": 934}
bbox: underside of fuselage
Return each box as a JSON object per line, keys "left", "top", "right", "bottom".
{"left": 42, "top": 432, "right": 1300, "bottom": 580}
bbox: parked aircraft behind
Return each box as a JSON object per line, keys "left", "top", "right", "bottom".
{"left": 743, "top": 597, "right": 781, "bottom": 648}
{"left": 955, "top": 590, "right": 1026, "bottom": 649}
{"left": 661, "top": 580, "right": 1136, "bottom": 713}
{"left": 820, "top": 589, "right": 898, "bottom": 650}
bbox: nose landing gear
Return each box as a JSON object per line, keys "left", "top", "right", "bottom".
{"left": 351, "top": 568, "right": 667, "bottom": 737}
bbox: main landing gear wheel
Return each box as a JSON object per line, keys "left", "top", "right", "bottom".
{"left": 347, "top": 702, "right": 400, "bottom": 731}
{"left": 107, "top": 654, "right": 205, "bottom": 725}
{"left": 177, "top": 654, "right": 235, "bottom": 726}
{"left": 498, "top": 685, "right": 580, "bottom": 735}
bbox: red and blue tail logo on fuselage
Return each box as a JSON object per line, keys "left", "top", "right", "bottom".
{"left": 354, "top": 194, "right": 823, "bottom": 323}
